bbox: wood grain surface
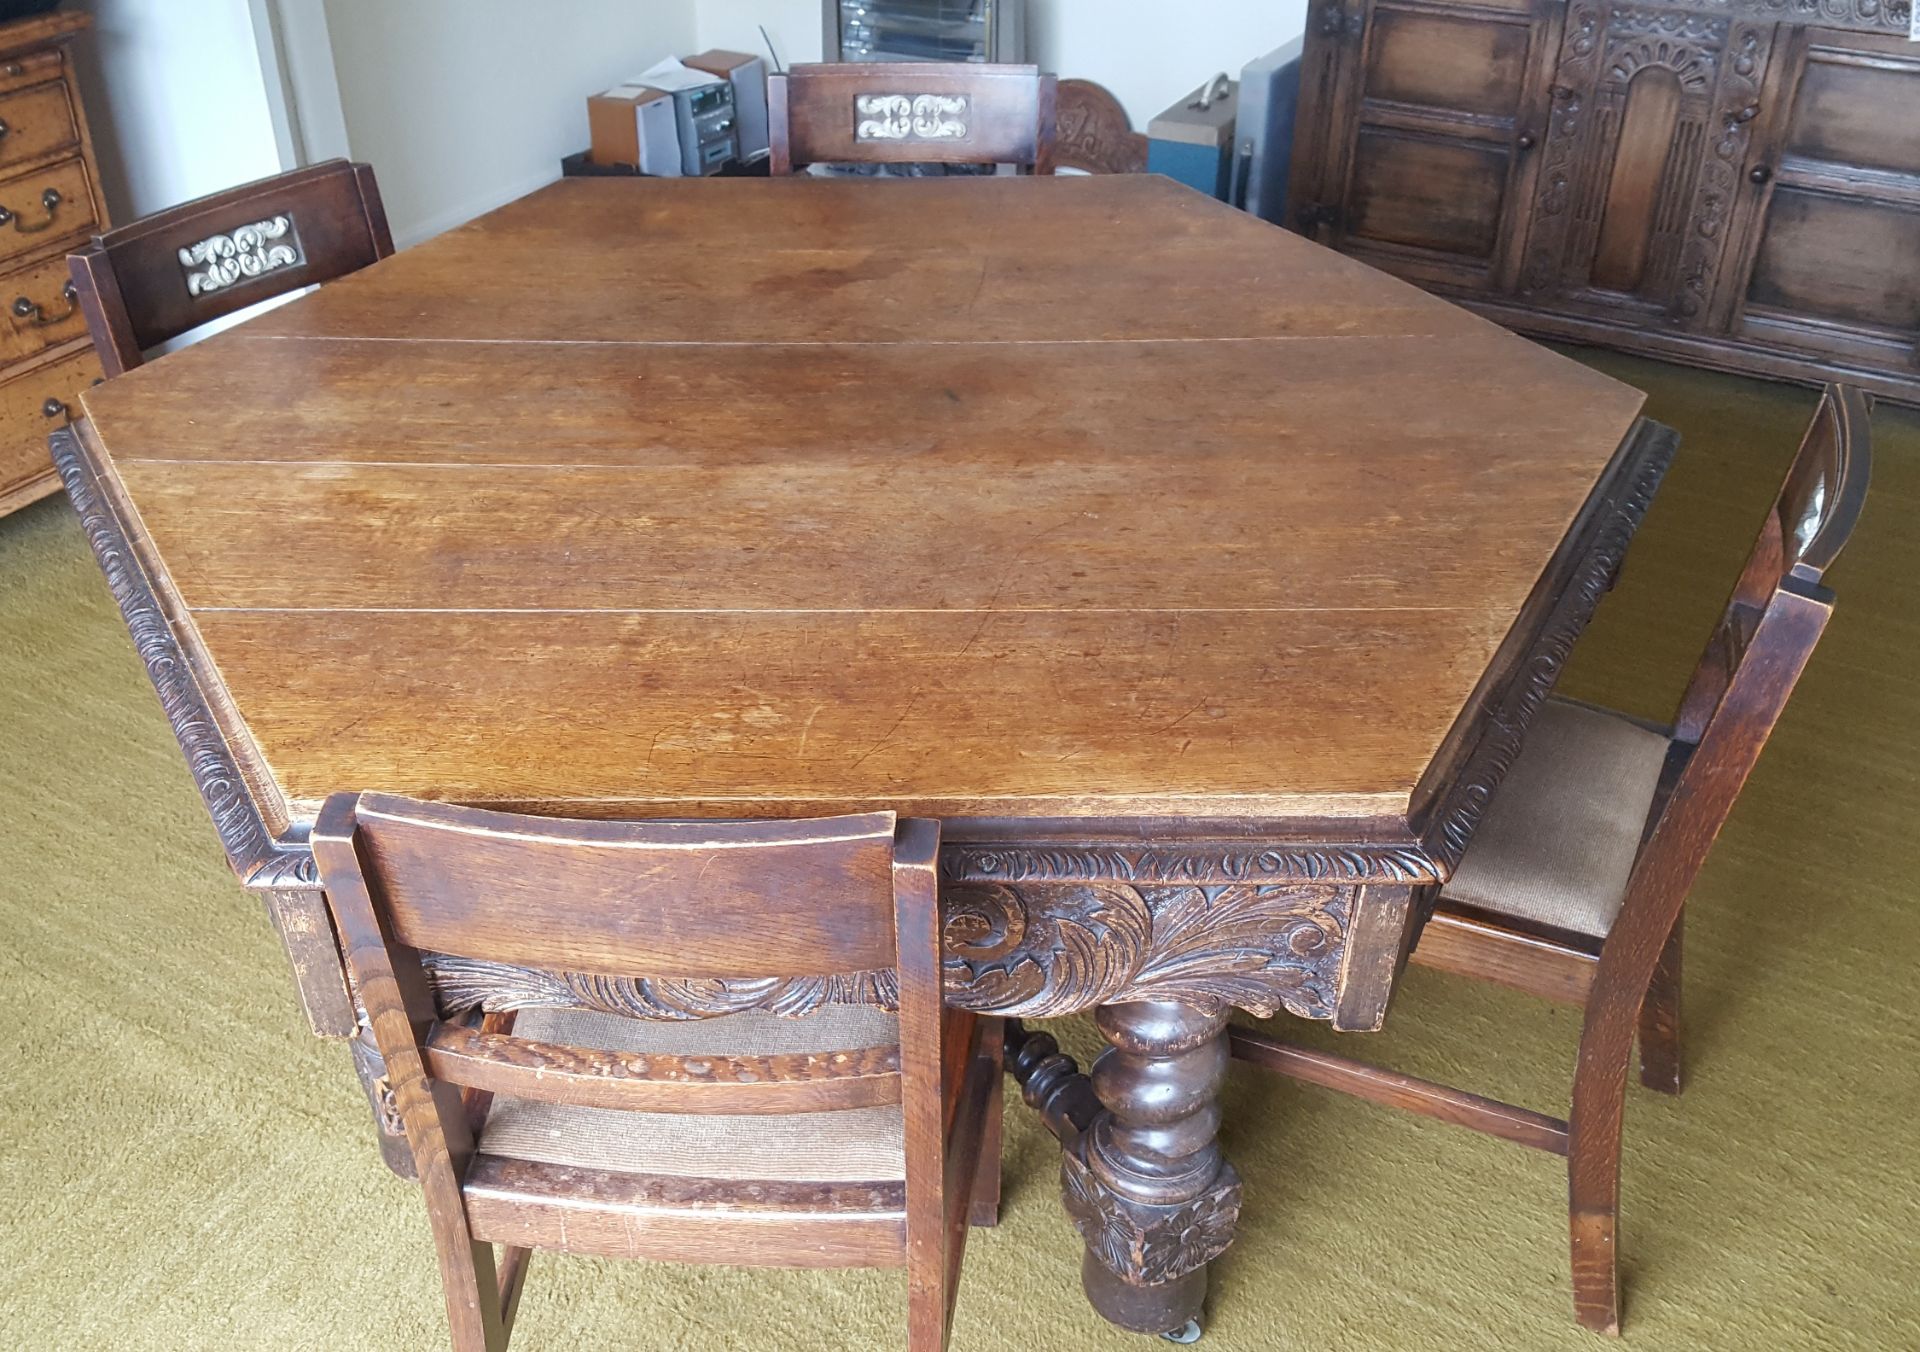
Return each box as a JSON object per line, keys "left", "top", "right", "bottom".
{"left": 76, "top": 173, "right": 1647, "bottom": 833}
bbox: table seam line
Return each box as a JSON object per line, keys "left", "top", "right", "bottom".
{"left": 183, "top": 604, "right": 1492, "bottom": 616}
{"left": 222, "top": 332, "right": 1465, "bottom": 348}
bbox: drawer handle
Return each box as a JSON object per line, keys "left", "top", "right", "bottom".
{"left": 0, "top": 119, "right": 9, "bottom": 140}
{"left": 41, "top": 396, "right": 69, "bottom": 424}
{"left": 13, "top": 280, "right": 76, "bottom": 326}
{"left": 0, "top": 188, "right": 62, "bottom": 234}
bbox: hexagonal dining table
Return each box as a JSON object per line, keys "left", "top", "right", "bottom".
{"left": 54, "top": 172, "right": 1669, "bottom": 1339}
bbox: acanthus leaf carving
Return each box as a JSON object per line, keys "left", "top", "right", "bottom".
{"left": 940, "top": 881, "right": 1350, "bottom": 1020}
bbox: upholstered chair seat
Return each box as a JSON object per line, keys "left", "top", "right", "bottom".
{"left": 480, "top": 1005, "right": 907, "bottom": 1182}
{"left": 1441, "top": 696, "right": 1672, "bottom": 938}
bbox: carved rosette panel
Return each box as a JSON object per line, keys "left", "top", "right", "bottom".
{"left": 1062, "top": 1146, "right": 1243, "bottom": 1286}
{"left": 52, "top": 433, "right": 317, "bottom": 888}
{"left": 179, "top": 215, "right": 306, "bottom": 296}
{"left": 940, "top": 881, "right": 1350, "bottom": 1021}
{"left": 854, "top": 93, "right": 970, "bottom": 142}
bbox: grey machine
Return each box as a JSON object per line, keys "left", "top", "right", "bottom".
{"left": 1233, "top": 37, "right": 1306, "bottom": 227}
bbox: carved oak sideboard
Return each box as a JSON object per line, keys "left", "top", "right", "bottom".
{"left": 1287, "top": 0, "right": 1920, "bottom": 405}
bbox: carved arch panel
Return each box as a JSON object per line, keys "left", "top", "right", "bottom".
{"left": 1518, "top": 4, "right": 1776, "bottom": 322}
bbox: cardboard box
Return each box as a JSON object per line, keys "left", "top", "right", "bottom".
{"left": 685, "top": 49, "right": 769, "bottom": 162}
{"left": 587, "top": 84, "right": 682, "bottom": 175}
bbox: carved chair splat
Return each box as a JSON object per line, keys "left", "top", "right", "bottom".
{"left": 311, "top": 795, "right": 1001, "bottom": 1352}
{"left": 68, "top": 158, "right": 392, "bottom": 377}
{"left": 1230, "top": 385, "right": 1873, "bottom": 1334}
{"left": 1054, "top": 79, "right": 1148, "bottom": 175}
{"left": 769, "top": 63, "right": 1057, "bottom": 176}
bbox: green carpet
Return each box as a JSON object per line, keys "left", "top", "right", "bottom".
{"left": 3, "top": 352, "right": 1915, "bottom": 1350}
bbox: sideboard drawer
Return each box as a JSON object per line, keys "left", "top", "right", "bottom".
{"left": 0, "top": 250, "right": 82, "bottom": 361}
{"left": 0, "top": 155, "right": 94, "bottom": 267}
{"left": 0, "top": 49, "right": 64, "bottom": 98}
{"left": 0, "top": 342, "right": 101, "bottom": 491}
{"left": 0, "top": 78, "right": 79, "bottom": 173}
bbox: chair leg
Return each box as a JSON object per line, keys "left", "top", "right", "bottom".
{"left": 1568, "top": 1188, "right": 1622, "bottom": 1337}
{"left": 969, "top": 1034, "right": 1005, "bottom": 1227}
{"left": 496, "top": 1246, "right": 532, "bottom": 1335}
{"left": 1568, "top": 1070, "right": 1627, "bottom": 1335}
{"left": 438, "top": 1240, "right": 513, "bottom": 1352}
{"left": 1570, "top": 984, "right": 1639, "bottom": 1335}
{"left": 907, "top": 1271, "right": 949, "bottom": 1352}
{"left": 1637, "top": 914, "right": 1684, "bottom": 1096}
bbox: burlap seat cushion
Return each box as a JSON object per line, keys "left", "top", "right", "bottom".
{"left": 478, "top": 1004, "right": 905, "bottom": 1183}
{"left": 1440, "top": 696, "right": 1670, "bottom": 938}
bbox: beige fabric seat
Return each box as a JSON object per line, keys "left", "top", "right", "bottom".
{"left": 479, "top": 1004, "right": 906, "bottom": 1183}
{"left": 1440, "top": 696, "right": 1671, "bottom": 938}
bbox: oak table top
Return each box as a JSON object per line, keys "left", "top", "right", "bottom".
{"left": 69, "top": 174, "right": 1650, "bottom": 841}
{"left": 57, "top": 172, "right": 1674, "bottom": 1340}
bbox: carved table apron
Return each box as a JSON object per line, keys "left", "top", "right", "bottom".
{"left": 54, "top": 409, "right": 1672, "bottom": 1338}
{"left": 54, "top": 172, "right": 1672, "bottom": 1342}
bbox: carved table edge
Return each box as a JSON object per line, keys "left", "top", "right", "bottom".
{"left": 52, "top": 424, "right": 319, "bottom": 891}
{"left": 1410, "top": 416, "right": 1678, "bottom": 875}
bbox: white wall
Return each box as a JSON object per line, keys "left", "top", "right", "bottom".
{"left": 67, "top": 0, "right": 288, "bottom": 221}
{"left": 320, "top": 0, "right": 698, "bottom": 247}
{"left": 692, "top": 0, "right": 1304, "bottom": 129}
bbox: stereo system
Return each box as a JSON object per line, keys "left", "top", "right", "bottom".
{"left": 588, "top": 51, "right": 772, "bottom": 177}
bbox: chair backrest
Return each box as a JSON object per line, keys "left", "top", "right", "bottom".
{"left": 313, "top": 793, "right": 959, "bottom": 1337}
{"left": 69, "top": 159, "right": 392, "bottom": 377}
{"left": 313, "top": 791, "right": 949, "bottom": 1110}
{"left": 1054, "top": 78, "right": 1147, "bottom": 174}
{"left": 1669, "top": 384, "right": 1871, "bottom": 749}
{"left": 769, "top": 63, "right": 1056, "bottom": 175}
{"left": 1620, "top": 385, "right": 1871, "bottom": 947}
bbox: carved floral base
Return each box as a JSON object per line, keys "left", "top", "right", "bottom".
{"left": 1063, "top": 1146, "right": 1244, "bottom": 1289}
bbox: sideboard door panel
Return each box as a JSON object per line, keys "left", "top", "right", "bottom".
{"left": 1747, "top": 192, "right": 1920, "bottom": 330}
{"left": 1292, "top": 0, "right": 1562, "bottom": 293}
{"left": 1728, "top": 30, "right": 1920, "bottom": 376}
{"left": 1588, "top": 67, "right": 1685, "bottom": 293}
{"left": 1518, "top": 3, "right": 1779, "bottom": 326}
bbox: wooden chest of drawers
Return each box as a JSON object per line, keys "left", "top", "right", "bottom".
{"left": 0, "top": 11, "right": 106, "bottom": 519}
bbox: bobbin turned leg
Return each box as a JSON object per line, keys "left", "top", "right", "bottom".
{"left": 1062, "top": 1000, "right": 1242, "bottom": 1340}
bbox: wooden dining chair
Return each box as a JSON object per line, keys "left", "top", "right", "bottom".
{"left": 68, "top": 158, "right": 391, "bottom": 377}
{"left": 1054, "top": 79, "right": 1148, "bottom": 174}
{"left": 769, "top": 63, "right": 1057, "bottom": 175}
{"left": 311, "top": 794, "right": 1001, "bottom": 1352}
{"left": 1230, "top": 385, "right": 1873, "bottom": 1334}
